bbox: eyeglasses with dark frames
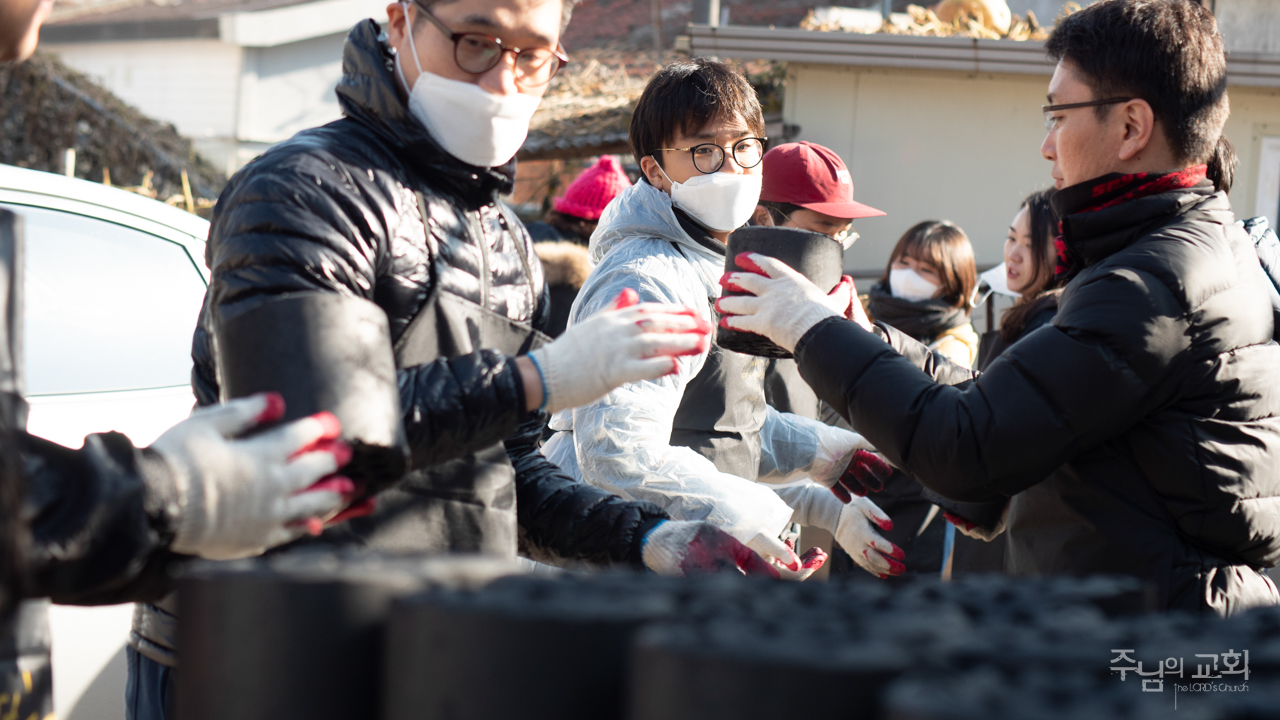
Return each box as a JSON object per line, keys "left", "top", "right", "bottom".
{"left": 1042, "top": 97, "right": 1133, "bottom": 131}
{"left": 654, "top": 137, "right": 769, "bottom": 174}
{"left": 412, "top": 0, "right": 568, "bottom": 88}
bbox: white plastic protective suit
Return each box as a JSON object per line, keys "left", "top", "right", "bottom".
{"left": 542, "top": 182, "right": 868, "bottom": 545}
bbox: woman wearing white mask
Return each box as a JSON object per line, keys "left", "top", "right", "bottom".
{"left": 867, "top": 221, "right": 980, "bottom": 369}
{"left": 820, "top": 221, "right": 978, "bottom": 581}
{"left": 543, "top": 59, "right": 904, "bottom": 583}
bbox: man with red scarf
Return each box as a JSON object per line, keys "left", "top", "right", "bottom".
{"left": 716, "top": 0, "right": 1280, "bottom": 616}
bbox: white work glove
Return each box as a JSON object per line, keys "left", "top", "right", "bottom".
{"left": 944, "top": 504, "right": 1010, "bottom": 542}
{"left": 833, "top": 497, "right": 905, "bottom": 578}
{"left": 641, "top": 520, "right": 780, "bottom": 578}
{"left": 151, "top": 393, "right": 352, "bottom": 560}
{"left": 774, "top": 481, "right": 903, "bottom": 579}
{"left": 745, "top": 530, "right": 828, "bottom": 581}
{"left": 715, "top": 253, "right": 850, "bottom": 353}
{"left": 528, "top": 288, "right": 711, "bottom": 415}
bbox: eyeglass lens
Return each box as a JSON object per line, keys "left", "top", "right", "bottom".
{"left": 455, "top": 34, "right": 560, "bottom": 85}
{"left": 693, "top": 138, "right": 765, "bottom": 173}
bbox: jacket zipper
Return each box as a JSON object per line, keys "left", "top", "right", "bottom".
{"left": 473, "top": 210, "right": 490, "bottom": 310}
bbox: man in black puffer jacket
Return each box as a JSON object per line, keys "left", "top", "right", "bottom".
{"left": 717, "top": 0, "right": 1280, "bottom": 616}
{"left": 128, "top": 1, "right": 775, "bottom": 715}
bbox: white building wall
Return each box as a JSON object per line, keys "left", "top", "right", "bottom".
{"left": 236, "top": 31, "right": 347, "bottom": 144}
{"left": 43, "top": 39, "right": 243, "bottom": 140}
{"left": 786, "top": 62, "right": 1280, "bottom": 273}
{"left": 785, "top": 64, "right": 1054, "bottom": 273}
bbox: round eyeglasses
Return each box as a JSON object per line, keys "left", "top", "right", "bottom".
{"left": 655, "top": 137, "right": 768, "bottom": 174}
{"left": 415, "top": 1, "right": 568, "bottom": 88}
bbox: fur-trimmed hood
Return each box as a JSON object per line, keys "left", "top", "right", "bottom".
{"left": 535, "top": 241, "right": 592, "bottom": 289}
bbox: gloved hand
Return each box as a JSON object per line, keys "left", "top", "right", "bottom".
{"left": 642, "top": 520, "right": 780, "bottom": 578}
{"left": 528, "top": 288, "right": 711, "bottom": 415}
{"left": 830, "top": 449, "right": 895, "bottom": 501}
{"left": 771, "top": 481, "right": 903, "bottom": 579}
{"left": 944, "top": 503, "right": 1010, "bottom": 542}
{"left": 834, "top": 497, "right": 905, "bottom": 578}
{"left": 746, "top": 531, "right": 827, "bottom": 581}
{"left": 151, "top": 393, "right": 352, "bottom": 560}
{"left": 715, "top": 253, "right": 847, "bottom": 353}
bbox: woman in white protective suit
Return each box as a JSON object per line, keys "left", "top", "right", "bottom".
{"left": 541, "top": 58, "right": 905, "bottom": 579}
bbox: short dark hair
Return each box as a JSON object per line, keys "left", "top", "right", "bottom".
{"left": 882, "top": 221, "right": 978, "bottom": 311}
{"left": 411, "top": 0, "right": 580, "bottom": 33}
{"left": 1045, "top": 0, "right": 1228, "bottom": 165}
{"left": 629, "top": 58, "right": 766, "bottom": 167}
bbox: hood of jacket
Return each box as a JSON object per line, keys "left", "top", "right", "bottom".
{"left": 334, "top": 19, "right": 515, "bottom": 203}
{"left": 589, "top": 181, "right": 724, "bottom": 271}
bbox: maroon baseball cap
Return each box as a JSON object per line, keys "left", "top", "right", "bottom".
{"left": 760, "top": 141, "right": 885, "bottom": 219}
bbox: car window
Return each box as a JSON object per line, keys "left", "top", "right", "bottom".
{"left": 3, "top": 203, "right": 206, "bottom": 395}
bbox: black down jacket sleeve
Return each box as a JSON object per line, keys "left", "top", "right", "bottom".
{"left": 22, "top": 432, "right": 178, "bottom": 605}
{"left": 198, "top": 145, "right": 529, "bottom": 463}
{"left": 794, "top": 267, "right": 1162, "bottom": 504}
{"left": 506, "top": 416, "right": 668, "bottom": 568}
{"left": 863, "top": 324, "right": 1011, "bottom": 529}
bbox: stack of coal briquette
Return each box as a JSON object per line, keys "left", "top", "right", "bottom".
{"left": 177, "top": 550, "right": 1279, "bottom": 720}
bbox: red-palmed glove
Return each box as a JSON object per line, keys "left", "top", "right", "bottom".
{"left": 830, "top": 450, "right": 895, "bottom": 501}
{"left": 641, "top": 520, "right": 781, "bottom": 578}
{"left": 152, "top": 393, "right": 352, "bottom": 560}
{"left": 944, "top": 504, "right": 1010, "bottom": 542}
{"left": 746, "top": 531, "right": 827, "bottom": 581}
{"left": 528, "top": 288, "right": 712, "bottom": 415}
{"left": 715, "top": 254, "right": 845, "bottom": 353}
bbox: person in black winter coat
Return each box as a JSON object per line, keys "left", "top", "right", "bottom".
{"left": 718, "top": 0, "right": 1280, "bottom": 616}
{"left": 946, "top": 188, "right": 1061, "bottom": 577}
{"left": 1, "top": 6, "right": 365, "bottom": 717}
{"left": 130, "top": 2, "right": 775, "bottom": 715}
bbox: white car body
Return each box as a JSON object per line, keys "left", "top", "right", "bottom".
{"left": 0, "top": 164, "right": 210, "bottom": 720}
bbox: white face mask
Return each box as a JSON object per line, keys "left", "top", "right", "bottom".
{"left": 657, "top": 165, "right": 762, "bottom": 233}
{"left": 889, "top": 267, "right": 940, "bottom": 302}
{"left": 396, "top": 6, "right": 541, "bottom": 168}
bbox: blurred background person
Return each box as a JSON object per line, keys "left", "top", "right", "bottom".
{"left": 750, "top": 141, "right": 884, "bottom": 421}
{"left": 868, "top": 221, "right": 979, "bottom": 368}
{"left": 825, "top": 219, "right": 978, "bottom": 581}
{"left": 528, "top": 155, "right": 631, "bottom": 337}
{"left": 947, "top": 188, "right": 1060, "bottom": 577}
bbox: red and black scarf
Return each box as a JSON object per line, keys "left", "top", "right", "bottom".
{"left": 1053, "top": 165, "right": 1208, "bottom": 279}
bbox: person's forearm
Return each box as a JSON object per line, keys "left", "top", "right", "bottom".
{"left": 794, "top": 318, "right": 1006, "bottom": 503}
{"left": 22, "top": 432, "right": 178, "bottom": 604}
{"left": 514, "top": 356, "right": 544, "bottom": 412}
{"left": 508, "top": 421, "right": 667, "bottom": 568}
{"left": 399, "top": 350, "right": 531, "bottom": 469}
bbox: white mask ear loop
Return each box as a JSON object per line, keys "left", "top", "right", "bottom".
{"left": 401, "top": 3, "right": 427, "bottom": 76}
{"left": 653, "top": 158, "right": 678, "bottom": 192}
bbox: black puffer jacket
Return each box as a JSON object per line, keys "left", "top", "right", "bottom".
{"left": 796, "top": 182, "right": 1280, "bottom": 615}
{"left": 189, "top": 20, "right": 666, "bottom": 565}
{"left": 21, "top": 432, "right": 178, "bottom": 605}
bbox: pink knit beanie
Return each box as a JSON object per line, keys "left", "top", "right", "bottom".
{"left": 553, "top": 155, "right": 632, "bottom": 220}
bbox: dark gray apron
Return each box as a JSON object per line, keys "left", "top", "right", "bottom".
{"left": 341, "top": 196, "right": 547, "bottom": 557}
{"left": 667, "top": 245, "right": 768, "bottom": 481}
